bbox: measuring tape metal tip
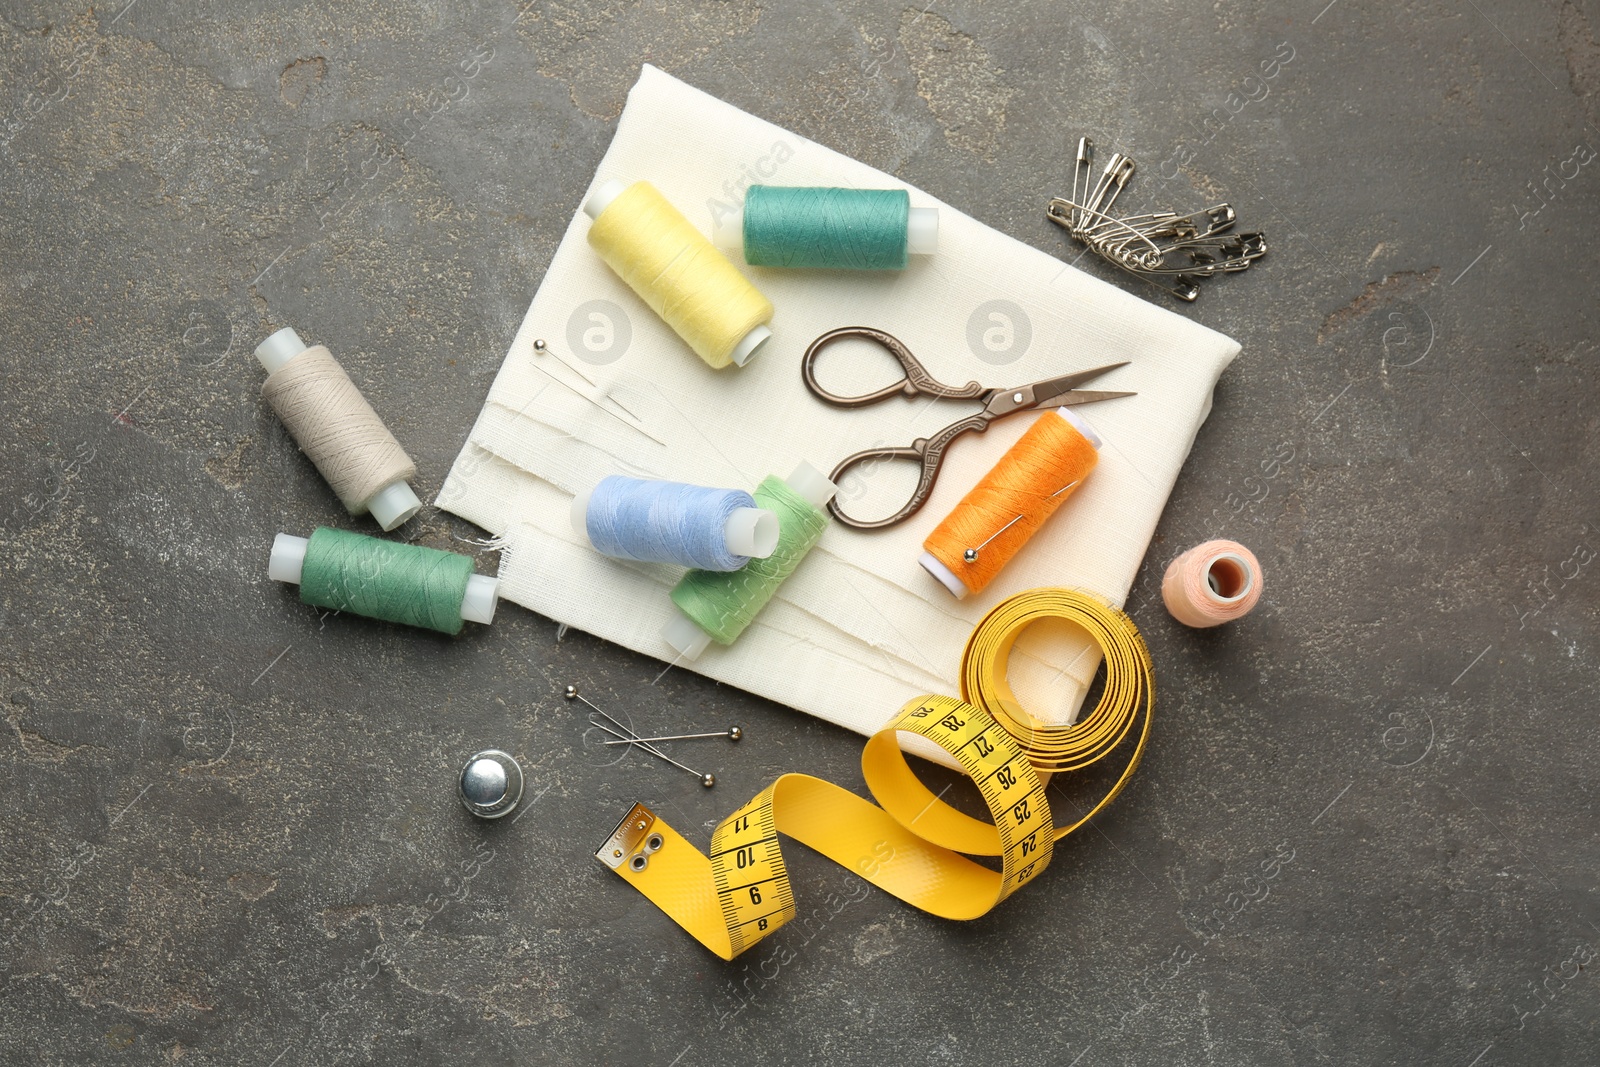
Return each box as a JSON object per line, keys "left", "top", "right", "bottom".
{"left": 595, "top": 802, "right": 661, "bottom": 871}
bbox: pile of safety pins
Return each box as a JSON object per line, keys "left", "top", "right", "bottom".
{"left": 1047, "top": 137, "right": 1267, "bottom": 302}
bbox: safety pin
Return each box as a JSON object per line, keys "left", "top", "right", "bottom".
{"left": 1128, "top": 235, "right": 1267, "bottom": 276}
{"left": 1049, "top": 207, "right": 1221, "bottom": 299}
{"left": 1070, "top": 137, "right": 1093, "bottom": 232}
{"left": 1096, "top": 204, "right": 1237, "bottom": 243}
{"left": 1049, "top": 198, "right": 1166, "bottom": 261}
{"left": 1058, "top": 200, "right": 1242, "bottom": 264}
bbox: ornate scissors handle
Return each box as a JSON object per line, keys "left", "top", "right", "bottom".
{"left": 802, "top": 326, "right": 987, "bottom": 407}
{"left": 826, "top": 414, "right": 992, "bottom": 529}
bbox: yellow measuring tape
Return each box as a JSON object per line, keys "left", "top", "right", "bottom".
{"left": 594, "top": 588, "right": 1153, "bottom": 959}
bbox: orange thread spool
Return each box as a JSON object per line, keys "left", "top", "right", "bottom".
{"left": 920, "top": 409, "right": 1100, "bottom": 599}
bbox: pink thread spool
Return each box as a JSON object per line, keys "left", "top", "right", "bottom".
{"left": 1162, "top": 540, "right": 1263, "bottom": 627}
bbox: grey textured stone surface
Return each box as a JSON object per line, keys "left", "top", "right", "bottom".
{"left": 2, "top": 2, "right": 1597, "bottom": 1064}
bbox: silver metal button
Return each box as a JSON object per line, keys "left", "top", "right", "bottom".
{"left": 458, "top": 749, "right": 524, "bottom": 819}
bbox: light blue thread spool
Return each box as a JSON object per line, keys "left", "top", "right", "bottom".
{"left": 572, "top": 476, "right": 780, "bottom": 571}
{"left": 711, "top": 186, "right": 940, "bottom": 270}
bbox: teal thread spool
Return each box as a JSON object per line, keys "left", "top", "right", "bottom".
{"left": 712, "top": 186, "right": 940, "bottom": 270}
{"left": 663, "top": 462, "right": 837, "bottom": 660}
{"left": 268, "top": 528, "right": 499, "bottom": 635}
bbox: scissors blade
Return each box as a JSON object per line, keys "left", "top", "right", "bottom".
{"left": 1040, "top": 388, "right": 1138, "bottom": 407}
{"left": 1028, "top": 361, "right": 1130, "bottom": 395}
{"left": 986, "top": 362, "right": 1133, "bottom": 415}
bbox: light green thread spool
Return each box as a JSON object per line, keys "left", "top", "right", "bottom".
{"left": 716, "top": 186, "right": 939, "bottom": 270}
{"left": 270, "top": 527, "right": 499, "bottom": 635}
{"left": 665, "top": 464, "right": 836, "bottom": 659}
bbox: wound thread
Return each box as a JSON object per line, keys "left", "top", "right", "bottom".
{"left": 299, "top": 527, "right": 474, "bottom": 635}
{"left": 587, "top": 180, "right": 774, "bottom": 369}
{"left": 1161, "top": 540, "right": 1263, "bottom": 627}
{"left": 670, "top": 474, "right": 828, "bottom": 645}
{"left": 584, "top": 476, "right": 759, "bottom": 571}
{"left": 744, "top": 186, "right": 911, "bottom": 270}
{"left": 922, "top": 411, "right": 1099, "bottom": 598}
{"left": 260, "top": 345, "right": 417, "bottom": 515}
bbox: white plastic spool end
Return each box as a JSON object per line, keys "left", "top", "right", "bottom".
{"left": 729, "top": 324, "right": 772, "bottom": 367}
{"left": 583, "top": 179, "right": 627, "bottom": 221}
{"left": 725, "top": 507, "right": 779, "bottom": 559}
{"left": 1055, "top": 406, "right": 1103, "bottom": 449}
{"left": 269, "top": 533, "right": 309, "bottom": 584}
{"left": 570, "top": 486, "right": 595, "bottom": 543}
{"left": 663, "top": 611, "right": 714, "bottom": 661}
{"left": 255, "top": 327, "right": 308, "bottom": 374}
{"left": 460, "top": 574, "right": 500, "bottom": 625}
{"left": 905, "top": 207, "right": 939, "bottom": 255}
{"left": 710, "top": 207, "right": 744, "bottom": 251}
{"left": 785, "top": 461, "right": 838, "bottom": 509}
{"left": 918, "top": 551, "right": 970, "bottom": 599}
{"left": 366, "top": 480, "right": 422, "bottom": 531}
{"left": 1205, "top": 553, "right": 1254, "bottom": 604}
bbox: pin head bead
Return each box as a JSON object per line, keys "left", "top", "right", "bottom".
{"left": 564, "top": 684, "right": 578, "bottom": 700}
{"left": 701, "top": 774, "right": 716, "bottom": 788}
{"left": 534, "top": 338, "right": 548, "bottom": 352}
{"left": 728, "top": 726, "right": 742, "bottom": 742}
{"left": 963, "top": 548, "right": 979, "bottom": 563}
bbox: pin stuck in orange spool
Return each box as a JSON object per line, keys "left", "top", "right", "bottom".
{"left": 920, "top": 408, "right": 1100, "bottom": 599}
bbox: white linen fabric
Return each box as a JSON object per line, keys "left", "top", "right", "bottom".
{"left": 440, "top": 65, "right": 1239, "bottom": 738}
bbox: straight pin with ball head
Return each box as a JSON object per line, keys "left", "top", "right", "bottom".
{"left": 963, "top": 480, "right": 1080, "bottom": 563}
{"left": 566, "top": 684, "right": 716, "bottom": 787}
{"left": 529, "top": 338, "right": 663, "bottom": 444}
{"left": 601, "top": 726, "right": 743, "bottom": 745}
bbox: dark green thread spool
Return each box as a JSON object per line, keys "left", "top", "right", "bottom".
{"left": 269, "top": 527, "right": 499, "bottom": 635}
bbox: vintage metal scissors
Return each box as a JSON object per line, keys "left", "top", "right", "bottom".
{"left": 802, "top": 326, "right": 1135, "bottom": 529}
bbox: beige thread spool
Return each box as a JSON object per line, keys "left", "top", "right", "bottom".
{"left": 256, "top": 327, "right": 421, "bottom": 530}
{"left": 1161, "top": 539, "right": 1263, "bottom": 627}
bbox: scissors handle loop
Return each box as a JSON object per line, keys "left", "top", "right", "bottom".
{"left": 802, "top": 326, "right": 987, "bottom": 407}
{"left": 826, "top": 414, "right": 992, "bottom": 529}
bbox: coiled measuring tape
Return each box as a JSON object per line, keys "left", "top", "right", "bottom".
{"left": 962, "top": 587, "right": 1155, "bottom": 833}
{"left": 594, "top": 588, "right": 1153, "bottom": 959}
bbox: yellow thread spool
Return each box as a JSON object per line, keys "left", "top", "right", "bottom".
{"left": 584, "top": 180, "right": 774, "bottom": 370}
